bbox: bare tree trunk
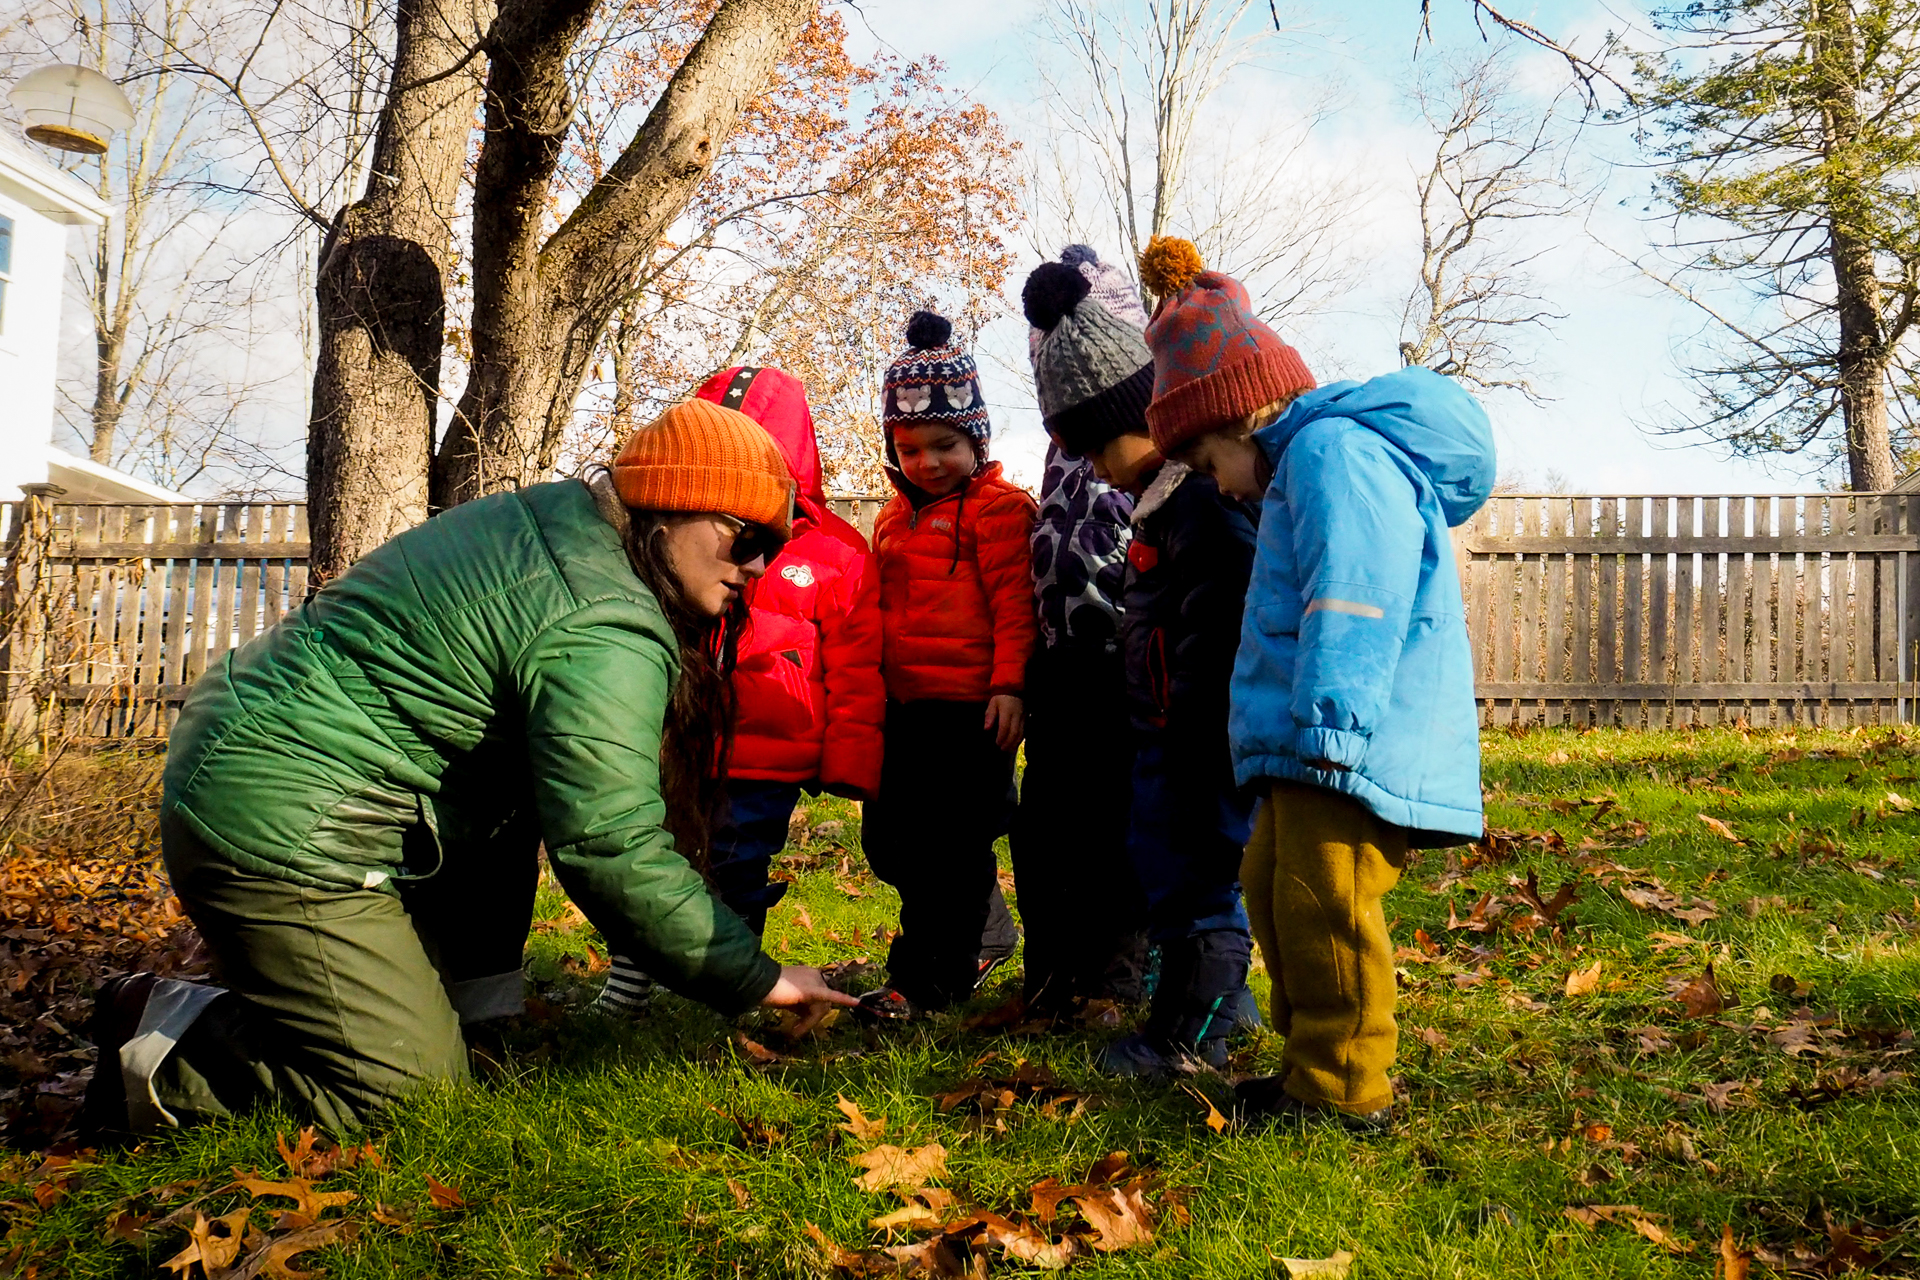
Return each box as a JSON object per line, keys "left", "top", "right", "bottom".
{"left": 1833, "top": 224, "right": 1893, "bottom": 490}
{"left": 90, "top": 289, "right": 125, "bottom": 463}
{"left": 431, "top": 0, "right": 818, "bottom": 510}
{"left": 1814, "top": 0, "right": 1894, "bottom": 492}
{"left": 306, "top": 0, "right": 490, "bottom": 582}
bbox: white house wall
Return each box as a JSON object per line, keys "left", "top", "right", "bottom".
{"left": 0, "top": 179, "right": 69, "bottom": 500}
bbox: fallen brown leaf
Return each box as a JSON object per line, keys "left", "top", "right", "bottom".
{"left": 1279, "top": 1250, "right": 1355, "bottom": 1278}
{"left": 161, "top": 1208, "right": 252, "bottom": 1277}
{"left": 1512, "top": 870, "right": 1579, "bottom": 924}
{"left": 1564, "top": 1204, "right": 1691, "bottom": 1254}
{"left": 1071, "top": 1178, "right": 1155, "bottom": 1253}
{"left": 231, "top": 1174, "right": 357, "bottom": 1220}
{"left": 1565, "top": 959, "right": 1602, "bottom": 997}
{"left": 425, "top": 1175, "right": 467, "bottom": 1211}
{"left": 835, "top": 1095, "right": 887, "bottom": 1143}
{"left": 850, "top": 1143, "right": 948, "bottom": 1194}
{"left": 733, "top": 1032, "right": 787, "bottom": 1066}
{"left": 1700, "top": 1080, "right": 1748, "bottom": 1113}
{"left": 226, "top": 1219, "right": 358, "bottom": 1280}
{"left": 1182, "top": 1086, "right": 1229, "bottom": 1133}
{"left": 1673, "top": 965, "right": 1731, "bottom": 1019}
{"left": 1716, "top": 1224, "right": 1752, "bottom": 1280}
{"left": 1696, "top": 814, "right": 1743, "bottom": 844}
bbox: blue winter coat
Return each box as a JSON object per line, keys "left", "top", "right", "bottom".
{"left": 1229, "top": 366, "right": 1495, "bottom": 842}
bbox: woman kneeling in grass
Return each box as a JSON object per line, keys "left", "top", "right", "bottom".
{"left": 81, "top": 401, "right": 857, "bottom": 1137}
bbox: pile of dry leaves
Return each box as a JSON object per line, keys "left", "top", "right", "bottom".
{"left": 0, "top": 839, "right": 206, "bottom": 1147}
{"left": 1, "top": 1126, "right": 464, "bottom": 1278}
{"left": 810, "top": 1093, "right": 1182, "bottom": 1276}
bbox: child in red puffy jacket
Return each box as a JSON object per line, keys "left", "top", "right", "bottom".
{"left": 598, "top": 366, "right": 885, "bottom": 1015}
{"left": 858, "top": 311, "right": 1039, "bottom": 1022}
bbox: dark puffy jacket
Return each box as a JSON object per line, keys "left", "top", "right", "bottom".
{"left": 693, "top": 367, "right": 885, "bottom": 799}
{"left": 1030, "top": 444, "right": 1132, "bottom": 652}
{"left": 1120, "top": 463, "right": 1259, "bottom": 742}
{"left": 161, "top": 480, "right": 779, "bottom": 1014}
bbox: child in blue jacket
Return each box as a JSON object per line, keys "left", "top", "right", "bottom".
{"left": 1138, "top": 236, "right": 1495, "bottom": 1132}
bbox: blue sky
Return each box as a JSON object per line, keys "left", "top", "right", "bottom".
{"left": 840, "top": 0, "right": 1814, "bottom": 495}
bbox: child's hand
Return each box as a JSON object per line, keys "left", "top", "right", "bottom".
{"left": 984, "top": 694, "right": 1025, "bottom": 752}
{"left": 762, "top": 965, "right": 862, "bottom": 1035}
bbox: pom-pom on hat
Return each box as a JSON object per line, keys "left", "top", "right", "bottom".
{"left": 882, "top": 308, "right": 991, "bottom": 462}
{"left": 1023, "top": 252, "right": 1156, "bottom": 458}
{"left": 1138, "top": 235, "right": 1316, "bottom": 456}
{"left": 612, "top": 398, "right": 794, "bottom": 540}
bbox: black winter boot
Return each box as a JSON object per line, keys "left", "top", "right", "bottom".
{"left": 1096, "top": 930, "right": 1251, "bottom": 1078}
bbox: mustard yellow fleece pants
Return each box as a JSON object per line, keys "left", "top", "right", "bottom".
{"left": 1242, "top": 781, "right": 1409, "bottom": 1115}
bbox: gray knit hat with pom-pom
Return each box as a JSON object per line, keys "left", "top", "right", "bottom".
{"left": 1023, "top": 248, "right": 1155, "bottom": 457}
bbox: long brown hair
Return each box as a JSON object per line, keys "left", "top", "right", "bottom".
{"left": 585, "top": 471, "right": 747, "bottom": 870}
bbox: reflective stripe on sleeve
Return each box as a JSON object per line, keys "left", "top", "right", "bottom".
{"left": 1304, "top": 598, "right": 1386, "bottom": 619}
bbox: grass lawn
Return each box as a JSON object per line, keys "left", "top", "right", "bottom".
{"left": 4, "top": 725, "right": 1920, "bottom": 1276}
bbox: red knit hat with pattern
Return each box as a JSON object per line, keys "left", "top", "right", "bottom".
{"left": 1138, "top": 236, "right": 1316, "bottom": 455}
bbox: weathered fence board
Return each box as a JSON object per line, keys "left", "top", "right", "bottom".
{"left": 1458, "top": 493, "right": 1920, "bottom": 727}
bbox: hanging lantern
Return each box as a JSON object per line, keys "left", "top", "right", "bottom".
{"left": 8, "top": 64, "right": 135, "bottom": 156}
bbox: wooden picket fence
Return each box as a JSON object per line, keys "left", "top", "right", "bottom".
{"left": 0, "top": 499, "right": 311, "bottom": 737}
{"left": 1459, "top": 493, "right": 1920, "bottom": 727}
{"left": 0, "top": 494, "right": 891, "bottom": 738}
{"left": 8, "top": 490, "right": 1919, "bottom": 738}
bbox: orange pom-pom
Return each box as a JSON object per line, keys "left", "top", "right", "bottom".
{"left": 1138, "top": 236, "right": 1205, "bottom": 299}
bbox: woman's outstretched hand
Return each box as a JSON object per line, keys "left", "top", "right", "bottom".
{"left": 762, "top": 965, "right": 862, "bottom": 1035}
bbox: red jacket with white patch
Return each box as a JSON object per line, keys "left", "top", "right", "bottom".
{"left": 694, "top": 367, "right": 885, "bottom": 799}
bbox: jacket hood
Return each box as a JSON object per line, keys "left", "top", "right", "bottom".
{"left": 1256, "top": 366, "right": 1495, "bottom": 527}
{"left": 693, "top": 366, "right": 823, "bottom": 504}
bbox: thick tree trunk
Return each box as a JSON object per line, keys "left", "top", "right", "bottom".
{"left": 431, "top": 0, "right": 818, "bottom": 510}
{"left": 305, "top": 0, "right": 490, "bottom": 583}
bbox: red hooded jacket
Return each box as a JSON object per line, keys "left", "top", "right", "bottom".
{"left": 693, "top": 367, "right": 885, "bottom": 799}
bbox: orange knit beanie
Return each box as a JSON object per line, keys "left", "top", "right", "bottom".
{"left": 612, "top": 399, "right": 794, "bottom": 539}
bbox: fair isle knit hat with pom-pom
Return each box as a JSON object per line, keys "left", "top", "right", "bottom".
{"left": 882, "top": 309, "right": 991, "bottom": 463}
{"left": 1022, "top": 252, "right": 1156, "bottom": 459}
{"left": 1137, "top": 235, "right": 1316, "bottom": 457}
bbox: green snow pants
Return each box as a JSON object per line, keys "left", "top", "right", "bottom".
{"left": 142, "top": 811, "right": 535, "bottom": 1133}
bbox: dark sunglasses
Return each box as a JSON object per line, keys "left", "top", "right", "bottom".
{"left": 715, "top": 515, "right": 786, "bottom": 566}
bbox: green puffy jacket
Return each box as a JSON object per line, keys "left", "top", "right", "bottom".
{"left": 162, "top": 479, "right": 780, "bottom": 1014}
